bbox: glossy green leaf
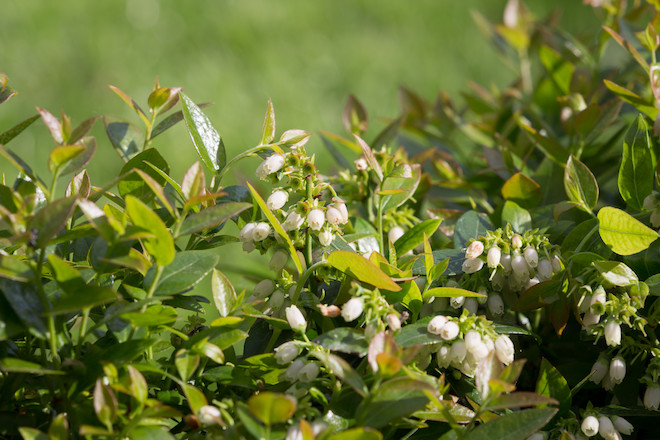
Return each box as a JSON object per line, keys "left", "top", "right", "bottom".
{"left": 592, "top": 261, "right": 638, "bottom": 287}
{"left": 37, "top": 107, "right": 63, "bottom": 144}
{"left": 501, "top": 173, "right": 542, "bottom": 209}
{"left": 127, "top": 365, "right": 148, "bottom": 404}
{"left": 453, "top": 210, "right": 493, "bottom": 249}
{"left": 69, "top": 116, "right": 100, "bottom": 144}
{"left": 104, "top": 117, "right": 142, "bottom": 161}
{"left": 598, "top": 206, "right": 657, "bottom": 255}
{"left": 502, "top": 200, "right": 531, "bottom": 233}
{"left": 18, "top": 428, "right": 48, "bottom": 440}
{"left": 49, "top": 286, "right": 119, "bottom": 315}
{"left": 94, "top": 379, "right": 118, "bottom": 431}
{"left": 125, "top": 195, "right": 175, "bottom": 266}
{"left": 328, "top": 251, "right": 400, "bottom": 291}
{"left": 260, "top": 99, "right": 276, "bottom": 145}
{"left": 118, "top": 149, "right": 169, "bottom": 200}
{"left": 0, "top": 279, "right": 46, "bottom": 337}
{"left": 122, "top": 305, "right": 178, "bottom": 327}
{"left": 486, "top": 392, "right": 558, "bottom": 411}
{"left": 179, "top": 202, "right": 251, "bottom": 236}
{"left": 248, "top": 392, "right": 296, "bottom": 425}
{"left": 535, "top": 359, "right": 570, "bottom": 417}
{"left": 0, "top": 114, "right": 39, "bottom": 145}
{"left": 327, "top": 427, "right": 383, "bottom": 440}
{"left": 394, "top": 219, "right": 442, "bottom": 255}
{"left": 47, "top": 254, "right": 86, "bottom": 293}
{"left": 358, "top": 378, "right": 430, "bottom": 428}
{"left": 603, "top": 80, "right": 658, "bottom": 119}
{"left": 520, "top": 123, "right": 569, "bottom": 165}
{"left": 424, "top": 286, "right": 486, "bottom": 300}
{"left": 28, "top": 195, "right": 77, "bottom": 248}
{"left": 179, "top": 92, "right": 225, "bottom": 173}
{"left": 382, "top": 280, "right": 422, "bottom": 317}
{"left": 108, "top": 85, "right": 150, "bottom": 126}
{"left": 314, "top": 327, "right": 369, "bottom": 356}
{"left": 538, "top": 45, "right": 574, "bottom": 94}
{"left": 175, "top": 349, "right": 200, "bottom": 381}
{"left": 463, "top": 408, "right": 557, "bottom": 440}
{"left": 0, "top": 358, "right": 64, "bottom": 375}
{"left": 144, "top": 250, "right": 218, "bottom": 295}
{"left": 564, "top": 155, "right": 598, "bottom": 212}
{"left": 182, "top": 384, "right": 208, "bottom": 414}
{"left": 380, "top": 164, "right": 421, "bottom": 210}
{"left": 129, "top": 427, "right": 176, "bottom": 440}
{"left": 48, "top": 145, "right": 85, "bottom": 174}
{"left": 618, "top": 115, "right": 654, "bottom": 211}
{"left": 212, "top": 268, "right": 235, "bottom": 317}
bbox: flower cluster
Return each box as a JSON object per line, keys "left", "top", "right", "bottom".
{"left": 588, "top": 354, "right": 627, "bottom": 391}
{"left": 579, "top": 413, "right": 634, "bottom": 439}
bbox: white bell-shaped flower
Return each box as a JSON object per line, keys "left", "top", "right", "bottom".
{"left": 266, "top": 190, "right": 288, "bottom": 210}
{"left": 523, "top": 246, "right": 538, "bottom": 268}
{"left": 604, "top": 321, "right": 621, "bottom": 347}
{"left": 252, "top": 222, "right": 271, "bottom": 241}
{"left": 494, "top": 335, "right": 514, "bottom": 365}
{"left": 487, "top": 246, "right": 501, "bottom": 268}
{"left": 240, "top": 222, "right": 257, "bottom": 242}
{"left": 612, "top": 416, "right": 633, "bottom": 436}
{"left": 325, "top": 207, "right": 343, "bottom": 226}
{"left": 341, "top": 297, "right": 364, "bottom": 322}
{"left": 440, "top": 321, "right": 460, "bottom": 341}
{"left": 274, "top": 341, "right": 301, "bottom": 365}
{"left": 256, "top": 154, "right": 285, "bottom": 179}
{"left": 388, "top": 226, "right": 405, "bottom": 245}
{"left": 537, "top": 258, "right": 553, "bottom": 280}
{"left": 319, "top": 228, "right": 334, "bottom": 247}
{"left": 283, "top": 211, "right": 305, "bottom": 231}
{"left": 450, "top": 340, "right": 467, "bottom": 363}
{"left": 487, "top": 294, "right": 504, "bottom": 316}
{"left": 597, "top": 416, "right": 617, "bottom": 440}
{"left": 462, "top": 258, "right": 484, "bottom": 274}
{"left": 307, "top": 209, "right": 325, "bottom": 231}
{"left": 589, "top": 357, "right": 609, "bottom": 384}
{"left": 254, "top": 279, "right": 276, "bottom": 298}
{"left": 427, "top": 315, "right": 448, "bottom": 335}
{"left": 581, "top": 415, "right": 599, "bottom": 437}
{"left": 297, "top": 362, "right": 320, "bottom": 382}
{"left": 269, "top": 249, "right": 288, "bottom": 272}
{"left": 285, "top": 305, "right": 307, "bottom": 333}
{"left": 198, "top": 405, "right": 222, "bottom": 426}
{"left": 609, "top": 356, "right": 626, "bottom": 384}
{"left": 644, "top": 384, "right": 660, "bottom": 410}
{"left": 465, "top": 240, "right": 484, "bottom": 259}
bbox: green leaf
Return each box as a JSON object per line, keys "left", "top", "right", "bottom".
{"left": 343, "top": 94, "right": 369, "bottom": 135}
{"left": 312, "top": 351, "right": 368, "bottom": 397}
{"left": 486, "top": 392, "right": 558, "bottom": 411}
{"left": 0, "top": 279, "right": 46, "bottom": 337}
{"left": 36, "top": 107, "right": 63, "bottom": 144}
{"left": 93, "top": 379, "right": 118, "bottom": 431}
{"left": 501, "top": 173, "right": 542, "bottom": 209}
{"left": 47, "top": 254, "right": 86, "bottom": 294}
{"left": 394, "top": 219, "right": 442, "bottom": 255}
{"left": 0, "top": 114, "right": 39, "bottom": 145}
{"left": 212, "top": 268, "right": 236, "bottom": 317}
{"left": 382, "top": 280, "right": 422, "bottom": 317}
{"left": 604, "top": 79, "right": 658, "bottom": 120}
{"left": 513, "top": 280, "right": 564, "bottom": 312}
{"left": 118, "top": 149, "right": 169, "bottom": 200}
{"left": 144, "top": 250, "right": 218, "bottom": 295}
{"left": 104, "top": 117, "right": 142, "bottom": 162}
{"left": 175, "top": 349, "right": 200, "bottom": 381}
{"left": 564, "top": 155, "right": 598, "bottom": 212}
{"left": 394, "top": 316, "right": 444, "bottom": 348}
{"left": 48, "top": 413, "right": 69, "bottom": 440}
{"left": 354, "top": 134, "right": 383, "bottom": 181}
{"left": 380, "top": 164, "right": 421, "bottom": 210}
{"left": 129, "top": 427, "right": 176, "bottom": 440}
{"left": 179, "top": 92, "right": 225, "bottom": 173}
{"left": 260, "top": 99, "right": 276, "bottom": 145}
{"left": 247, "top": 182, "right": 303, "bottom": 275}
{"left": 178, "top": 202, "right": 251, "bottom": 236}
{"left": 592, "top": 261, "right": 639, "bottom": 287}
{"left": 423, "top": 286, "right": 486, "bottom": 300}
{"left": 358, "top": 378, "right": 430, "bottom": 428}
{"left": 108, "top": 85, "right": 150, "bottom": 127}
{"left": 121, "top": 304, "right": 178, "bottom": 327}
{"left": 127, "top": 365, "right": 148, "bottom": 404}
{"left": 502, "top": 200, "right": 531, "bottom": 233}
{"left": 535, "top": 359, "right": 570, "bottom": 417}
{"left": 18, "top": 428, "right": 49, "bottom": 440}
{"left": 49, "top": 286, "right": 119, "bottom": 315}
{"left": 0, "top": 358, "right": 64, "bottom": 375}
{"left": 598, "top": 206, "right": 658, "bottom": 255}
{"left": 28, "top": 195, "right": 77, "bottom": 248}
{"left": 48, "top": 145, "right": 85, "bottom": 174}
{"left": 125, "top": 195, "right": 175, "bottom": 266}
{"left": 248, "top": 392, "right": 296, "bottom": 425}
{"left": 327, "top": 427, "right": 383, "bottom": 440}
{"left": 463, "top": 407, "right": 557, "bottom": 440}
{"left": 453, "top": 210, "right": 493, "bottom": 249}
{"left": 182, "top": 384, "right": 208, "bottom": 414}
{"left": 314, "top": 328, "right": 369, "bottom": 356}
{"left": 328, "top": 251, "right": 400, "bottom": 291}
{"left": 619, "top": 115, "right": 654, "bottom": 211}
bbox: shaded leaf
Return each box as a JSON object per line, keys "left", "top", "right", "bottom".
{"left": 463, "top": 407, "right": 557, "bottom": 440}
{"left": 501, "top": 173, "right": 542, "bottom": 209}
{"left": 144, "top": 250, "right": 219, "bottom": 295}
{"left": 179, "top": 202, "right": 251, "bottom": 236}
{"left": 619, "top": 115, "right": 654, "bottom": 211}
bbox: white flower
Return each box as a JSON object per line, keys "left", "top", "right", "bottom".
{"left": 427, "top": 315, "right": 447, "bottom": 335}
{"left": 589, "top": 357, "right": 609, "bottom": 383}
{"left": 307, "top": 209, "right": 325, "bottom": 231}
{"left": 450, "top": 296, "right": 465, "bottom": 309}
{"left": 463, "top": 298, "right": 478, "bottom": 315}
{"left": 269, "top": 249, "right": 288, "bottom": 272}
{"left": 526, "top": 277, "right": 540, "bottom": 290}
{"left": 341, "top": 298, "right": 364, "bottom": 322}
{"left": 523, "top": 246, "right": 538, "bottom": 268}
{"left": 326, "top": 207, "right": 343, "bottom": 225}
{"left": 612, "top": 416, "right": 633, "bottom": 435}
{"left": 643, "top": 194, "right": 656, "bottom": 211}
{"left": 240, "top": 222, "right": 257, "bottom": 242}
{"left": 590, "top": 287, "right": 606, "bottom": 315}
{"left": 266, "top": 190, "right": 288, "bottom": 210}
{"left": 254, "top": 279, "right": 276, "bottom": 298}
{"left": 386, "top": 313, "right": 401, "bottom": 331}
{"left": 274, "top": 341, "right": 301, "bottom": 365}
{"left": 285, "top": 305, "right": 307, "bottom": 333}
{"left": 644, "top": 384, "right": 660, "bottom": 410}
{"left": 487, "top": 247, "right": 501, "bottom": 268}
{"left": 466, "top": 241, "right": 485, "bottom": 259}
{"left": 470, "top": 341, "right": 490, "bottom": 360}
{"left": 604, "top": 321, "right": 621, "bottom": 347}
{"left": 319, "top": 229, "right": 334, "bottom": 247}
{"left": 450, "top": 340, "right": 467, "bottom": 363}
{"left": 582, "top": 313, "right": 600, "bottom": 329}
{"left": 598, "top": 416, "right": 617, "bottom": 440}
{"left": 495, "top": 335, "right": 514, "bottom": 365}
{"left": 198, "top": 405, "right": 222, "bottom": 426}
{"left": 436, "top": 345, "right": 451, "bottom": 368}
{"left": 488, "top": 294, "right": 504, "bottom": 316}
{"left": 297, "top": 362, "right": 320, "bottom": 382}
{"left": 581, "top": 415, "right": 599, "bottom": 437}
{"left": 252, "top": 222, "right": 271, "bottom": 241}
{"left": 440, "top": 321, "right": 460, "bottom": 341}
{"left": 354, "top": 157, "right": 368, "bottom": 171}
{"left": 512, "top": 235, "right": 523, "bottom": 249}
{"left": 511, "top": 253, "right": 529, "bottom": 278}
{"left": 609, "top": 356, "right": 626, "bottom": 384}
{"left": 388, "top": 226, "right": 405, "bottom": 245}
{"left": 283, "top": 359, "right": 305, "bottom": 381}
{"left": 465, "top": 331, "right": 482, "bottom": 351}
{"left": 462, "top": 258, "right": 484, "bottom": 274}
{"left": 283, "top": 211, "right": 305, "bottom": 231}
{"left": 537, "top": 258, "right": 553, "bottom": 280}
{"left": 491, "top": 270, "right": 504, "bottom": 290}
{"left": 331, "top": 197, "right": 349, "bottom": 223}
{"left": 500, "top": 253, "right": 512, "bottom": 274}
{"left": 551, "top": 254, "right": 562, "bottom": 272}
{"left": 256, "top": 154, "right": 285, "bottom": 179}
{"left": 286, "top": 424, "right": 303, "bottom": 440}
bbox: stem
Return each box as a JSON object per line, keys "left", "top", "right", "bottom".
{"left": 49, "top": 168, "right": 61, "bottom": 202}
{"left": 143, "top": 110, "right": 157, "bottom": 150}
{"left": 377, "top": 195, "right": 384, "bottom": 255}
{"left": 292, "top": 261, "right": 330, "bottom": 304}
{"left": 574, "top": 224, "right": 598, "bottom": 254}
{"left": 76, "top": 308, "right": 90, "bottom": 358}
{"left": 265, "top": 328, "right": 282, "bottom": 353}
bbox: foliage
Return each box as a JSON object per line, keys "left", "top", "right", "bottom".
{"left": 1, "top": 1, "right": 660, "bottom": 439}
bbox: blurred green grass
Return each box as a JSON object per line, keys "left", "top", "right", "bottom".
{"left": 1, "top": 0, "right": 596, "bottom": 319}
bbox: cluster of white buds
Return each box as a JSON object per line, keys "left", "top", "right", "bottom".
{"left": 256, "top": 153, "right": 286, "bottom": 180}
{"left": 589, "top": 354, "right": 626, "bottom": 390}
{"left": 427, "top": 314, "right": 515, "bottom": 378}
{"left": 580, "top": 413, "right": 634, "bottom": 439}
{"left": 239, "top": 222, "right": 272, "bottom": 252}
{"left": 281, "top": 358, "right": 320, "bottom": 383}
{"left": 198, "top": 405, "right": 223, "bottom": 427}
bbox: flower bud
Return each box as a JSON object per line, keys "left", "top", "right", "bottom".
{"left": 463, "top": 298, "right": 478, "bottom": 315}
{"left": 590, "top": 287, "right": 606, "bottom": 315}
{"left": 512, "top": 235, "right": 523, "bottom": 249}
{"left": 274, "top": 341, "right": 301, "bottom": 365}
{"left": 500, "top": 253, "right": 512, "bottom": 274}
{"left": 436, "top": 345, "right": 451, "bottom": 368}
{"left": 267, "top": 190, "right": 288, "bottom": 210}
{"left": 331, "top": 197, "right": 349, "bottom": 223}
{"left": 254, "top": 279, "right": 276, "bottom": 298}
{"left": 612, "top": 416, "right": 633, "bottom": 435}
{"left": 354, "top": 157, "right": 368, "bottom": 171}
{"left": 487, "top": 247, "right": 501, "bottom": 268}
{"left": 252, "top": 222, "right": 271, "bottom": 241}
{"left": 582, "top": 312, "right": 600, "bottom": 329}
{"left": 440, "top": 321, "right": 460, "bottom": 341}
{"left": 297, "top": 362, "right": 320, "bottom": 382}
{"left": 511, "top": 253, "right": 529, "bottom": 278}
{"left": 198, "top": 405, "right": 222, "bottom": 426}
{"left": 386, "top": 313, "right": 401, "bottom": 331}
{"left": 523, "top": 246, "right": 538, "bottom": 268}
{"left": 450, "top": 340, "right": 467, "bottom": 363}
{"left": 326, "top": 207, "right": 343, "bottom": 225}
{"left": 283, "top": 359, "right": 305, "bottom": 381}
{"left": 598, "top": 416, "right": 616, "bottom": 440}
{"left": 269, "top": 290, "right": 285, "bottom": 309}
{"left": 256, "top": 154, "right": 285, "bottom": 179}
{"left": 319, "top": 229, "right": 334, "bottom": 246}
{"left": 464, "top": 331, "right": 481, "bottom": 351}
{"left": 307, "top": 209, "right": 325, "bottom": 231}
{"left": 644, "top": 384, "right": 660, "bottom": 410}
{"left": 269, "top": 249, "right": 288, "bottom": 272}
{"left": 551, "top": 254, "right": 562, "bottom": 273}
{"left": 283, "top": 211, "right": 305, "bottom": 231}
{"left": 609, "top": 356, "right": 626, "bottom": 384}
{"left": 466, "top": 240, "right": 485, "bottom": 259}
{"left": 604, "top": 321, "right": 621, "bottom": 347}
{"left": 581, "top": 415, "right": 599, "bottom": 437}
{"left": 427, "top": 315, "right": 447, "bottom": 335}
{"left": 462, "top": 258, "right": 484, "bottom": 274}
{"left": 450, "top": 296, "right": 465, "bottom": 309}
{"left": 388, "top": 226, "right": 405, "bottom": 245}
{"left": 589, "top": 356, "right": 609, "bottom": 383}
{"left": 318, "top": 303, "right": 341, "bottom": 317}
{"left": 495, "top": 335, "right": 514, "bottom": 365}
{"left": 643, "top": 194, "right": 656, "bottom": 211}
{"left": 285, "top": 305, "right": 307, "bottom": 333}
{"left": 488, "top": 294, "right": 504, "bottom": 316}
{"left": 470, "top": 341, "right": 490, "bottom": 360}
{"left": 240, "top": 222, "right": 257, "bottom": 242}
{"left": 341, "top": 297, "right": 364, "bottom": 322}
{"left": 652, "top": 209, "right": 660, "bottom": 228}
{"left": 537, "top": 258, "right": 553, "bottom": 280}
